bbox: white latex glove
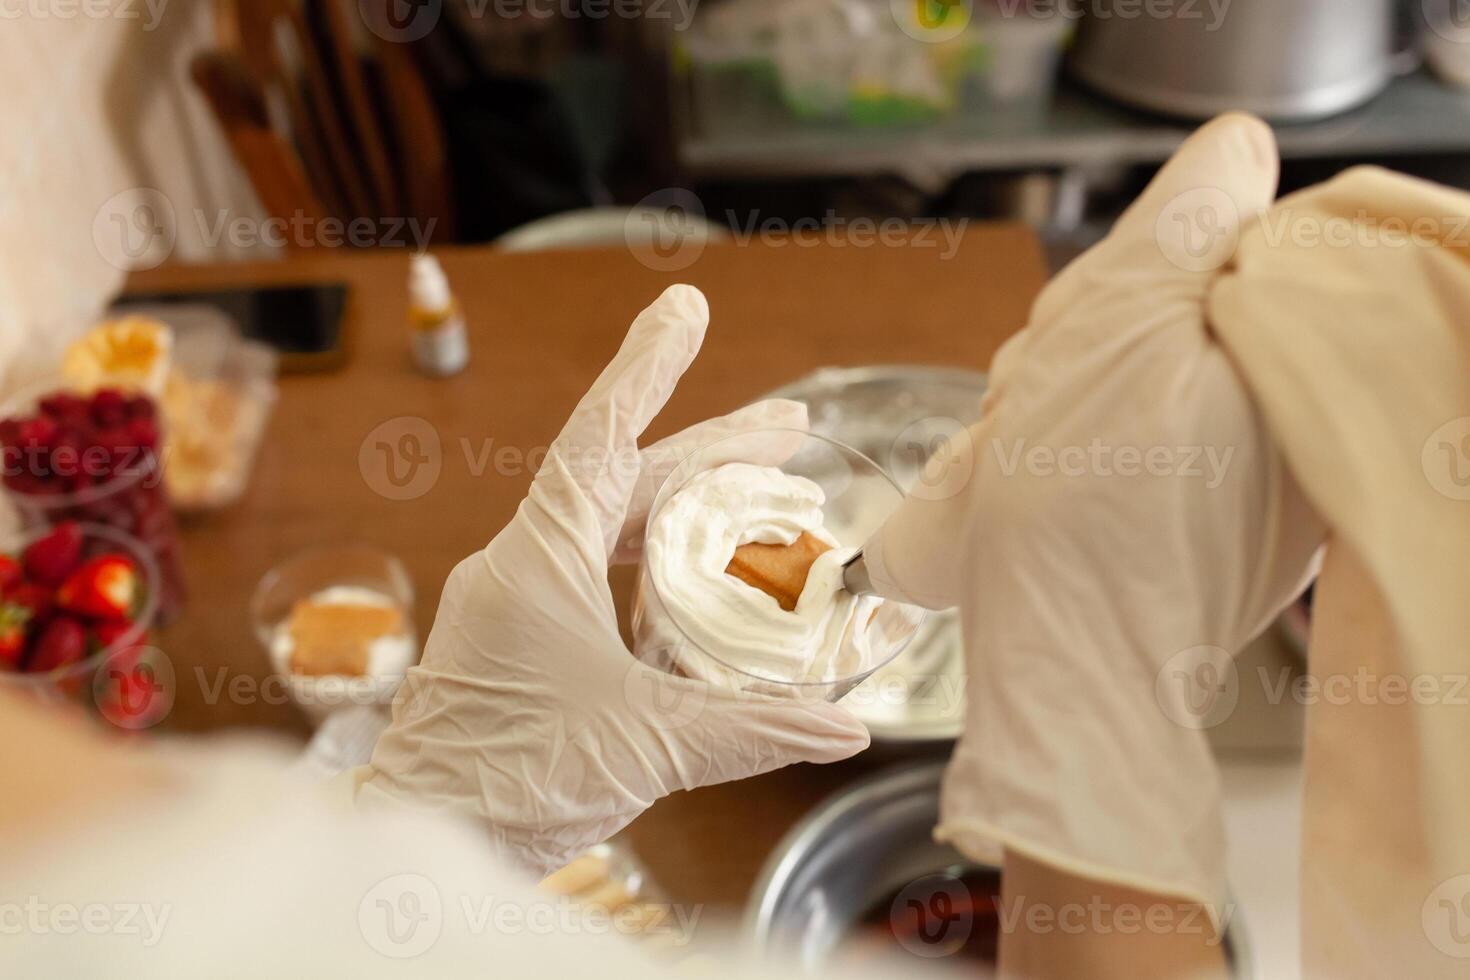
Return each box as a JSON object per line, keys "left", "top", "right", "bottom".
{"left": 357, "top": 285, "right": 869, "bottom": 875}
{"left": 866, "top": 115, "right": 1326, "bottom": 911}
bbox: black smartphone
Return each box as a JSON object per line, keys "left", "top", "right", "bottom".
{"left": 114, "top": 283, "right": 351, "bottom": 373}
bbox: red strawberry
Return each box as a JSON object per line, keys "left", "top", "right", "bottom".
{"left": 0, "top": 554, "right": 21, "bottom": 592}
{"left": 22, "top": 521, "right": 84, "bottom": 587}
{"left": 92, "top": 619, "right": 141, "bottom": 652}
{"left": 0, "top": 602, "right": 29, "bottom": 670}
{"left": 26, "top": 616, "right": 87, "bottom": 674}
{"left": 6, "top": 582, "right": 54, "bottom": 625}
{"left": 58, "top": 554, "right": 143, "bottom": 622}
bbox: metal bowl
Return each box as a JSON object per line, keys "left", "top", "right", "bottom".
{"left": 746, "top": 763, "right": 1254, "bottom": 977}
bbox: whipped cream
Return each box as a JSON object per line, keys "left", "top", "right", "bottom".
{"left": 643, "top": 462, "right": 885, "bottom": 686}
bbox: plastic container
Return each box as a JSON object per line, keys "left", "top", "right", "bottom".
{"left": 108, "top": 303, "right": 279, "bottom": 511}
{"left": 632, "top": 428, "right": 926, "bottom": 702}
{"left": 678, "top": 0, "right": 1070, "bottom": 133}
{"left": 0, "top": 521, "right": 167, "bottom": 730}
{"left": 251, "top": 545, "right": 418, "bottom": 725}
{"left": 0, "top": 383, "right": 188, "bottom": 624}
{"left": 963, "top": 4, "right": 1074, "bottom": 111}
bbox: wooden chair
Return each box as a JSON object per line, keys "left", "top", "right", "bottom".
{"left": 191, "top": 0, "right": 455, "bottom": 246}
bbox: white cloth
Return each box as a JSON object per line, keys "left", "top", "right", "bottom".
{"left": 354, "top": 285, "right": 869, "bottom": 876}
{"left": 0, "top": 739, "right": 719, "bottom": 977}
{"left": 1210, "top": 166, "right": 1470, "bottom": 979}
{"left": 866, "top": 114, "right": 1326, "bottom": 921}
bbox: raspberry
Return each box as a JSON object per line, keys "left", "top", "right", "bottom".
{"left": 91, "top": 388, "right": 129, "bottom": 428}
{"left": 125, "top": 417, "right": 160, "bottom": 452}
{"left": 125, "top": 394, "right": 157, "bottom": 420}
{"left": 39, "top": 393, "right": 89, "bottom": 424}
{"left": 16, "top": 416, "right": 58, "bottom": 449}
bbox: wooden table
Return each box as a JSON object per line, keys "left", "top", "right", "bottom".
{"left": 129, "top": 224, "right": 1047, "bottom": 913}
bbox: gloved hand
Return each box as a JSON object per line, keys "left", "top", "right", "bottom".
{"left": 866, "top": 114, "right": 1326, "bottom": 911}
{"left": 356, "top": 285, "right": 869, "bottom": 876}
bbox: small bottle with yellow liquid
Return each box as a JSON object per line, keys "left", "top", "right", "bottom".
{"left": 408, "top": 253, "right": 469, "bottom": 377}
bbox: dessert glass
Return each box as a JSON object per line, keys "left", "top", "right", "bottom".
{"left": 632, "top": 428, "right": 926, "bottom": 702}
{"left": 250, "top": 545, "right": 417, "bottom": 724}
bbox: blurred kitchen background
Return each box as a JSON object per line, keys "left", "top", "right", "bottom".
{"left": 14, "top": 0, "right": 1470, "bottom": 350}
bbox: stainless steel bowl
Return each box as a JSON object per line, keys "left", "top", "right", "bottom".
{"left": 1068, "top": 0, "right": 1400, "bottom": 121}
{"left": 746, "top": 763, "right": 1255, "bottom": 977}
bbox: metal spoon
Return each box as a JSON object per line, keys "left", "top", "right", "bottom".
{"left": 841, "top": 551, "right": 877, "bottom": 597}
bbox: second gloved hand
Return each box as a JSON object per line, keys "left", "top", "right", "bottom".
{"left": 866, "top": 114, "right": 1326, "bottom": 912}
{"left": 356, "top": 285, "right": 869, "bottom": 876}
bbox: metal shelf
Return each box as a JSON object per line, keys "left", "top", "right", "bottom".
{"left": 678, "top": 71, "right": 1470, "bottom": 183}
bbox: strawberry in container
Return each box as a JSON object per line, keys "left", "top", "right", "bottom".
{"left": 0, "top": 521, "right": 166, "bottom": 727}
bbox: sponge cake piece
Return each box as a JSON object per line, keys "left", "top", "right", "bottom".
{"left": 725, "top": 532, "right": 833, "bottom": 612}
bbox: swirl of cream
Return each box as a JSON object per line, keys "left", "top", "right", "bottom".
{"left": 643, "top": 462, "right": 883, "bottom": 686}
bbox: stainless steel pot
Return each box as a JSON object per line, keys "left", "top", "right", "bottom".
{"left": 747, "top": 763, "right": 1255, "bottom": 976}
{"left": 1068, "top": 0, "right": 1399, "bottom": 121}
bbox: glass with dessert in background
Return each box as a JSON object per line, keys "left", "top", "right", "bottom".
{"left": 632, "top": 428, "right": 926, "bottom": 702}
{"left": 0, "top": 386, "right": 187, "bottom": 624}
{"left": 250, "top": 545, "right": 418, "bottom": 724}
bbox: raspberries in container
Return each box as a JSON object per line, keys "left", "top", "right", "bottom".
{"left": 0, "top": 388, "right": 185, "bottom": 624}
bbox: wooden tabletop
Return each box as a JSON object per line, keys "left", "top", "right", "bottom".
{"left": 128, "top": 224, "right": 1047, "bottom": 913}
